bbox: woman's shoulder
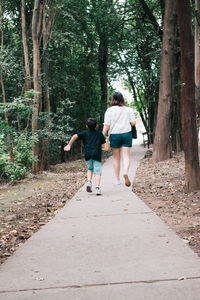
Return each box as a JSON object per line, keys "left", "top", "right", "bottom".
{"left": 124, "top": 106, "right": 134, "bottom": 113}
{"left": 124, "top": 105, "right": 132, "bottom": 110}
{"left": 107, "top": 105, "right": 122, "bottom": 111}
{"left": 106, "top": 106, "right": 116, "bottom": 111}
{"left": 105, "top": 106, "right": 117, "bottom": 114}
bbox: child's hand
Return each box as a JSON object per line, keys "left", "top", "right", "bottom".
{"left": 64, "top": 144, "right": 71, "bottom": 151}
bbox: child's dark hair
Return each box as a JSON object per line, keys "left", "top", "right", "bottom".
{"left": 111, "top": 92, "right": 125, "bottom": 106}
{"left": 87, "top": 118, "right": 97, "bottom": 129}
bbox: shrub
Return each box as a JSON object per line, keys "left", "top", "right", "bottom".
{"left": 0, "top": 133, "right": 37, "bottom": 183}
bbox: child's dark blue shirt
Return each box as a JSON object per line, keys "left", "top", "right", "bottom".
{"left": 78, "top": 130, "right": 105, "bottom": 162}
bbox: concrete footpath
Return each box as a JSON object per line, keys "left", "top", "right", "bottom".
{"left": 0, "top": 144, "right": 200, "bottom": 300}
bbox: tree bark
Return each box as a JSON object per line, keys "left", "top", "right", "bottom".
{"left": 0, "top": 0, "right": 8, "bottom": 123}
{"left": 32, "top": 0, "right": 42, "bottom": 174}
{"left": 195, "top": 0, "right": 200, "bottom": 123}
{"left": 176, "top": 0, "right": 200, "bottom": 191}
{"left": 91, "top": 0, "right": 112, "bottom": 126}
{"left": 21, "top": 0, "right": 31, "bottom": 91}
{"left": 40, "top": 0, "right": 51, "bottom": 171}
{"left": 152, "top": 0, "right": 177, "bottom": 162}
{"left": 99, "top": 32, "right": 108, "bottom": 126}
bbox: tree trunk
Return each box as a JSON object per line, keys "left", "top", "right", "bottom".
{"left": 99, "top": 32, "right": 108, "bottom": 126}
{"left": 152, "top": 0, "right": 177, "bottom": 162}
{"left": 21, "top": 0, "right": 31, "bottom": 91}
{"left": 195, "top": 0, "right": 200, "bottom": 125}
{"left": 0, "top": 0, "right": 8, "bottom": 123}
{"left": 32, "top": 0, "right": 42, "bottom": 174}
{"left": 176, "top": 0, "right": 200, "bottom": 191}
{"left": 40, "top": 0, "right": 50, "bottom": 171}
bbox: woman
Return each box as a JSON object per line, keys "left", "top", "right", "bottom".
{"left": 103, "top": 92, "right": 136, "bottom": 186}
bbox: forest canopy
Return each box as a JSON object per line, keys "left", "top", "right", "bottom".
{"left": 0, "top": 0, "right": 199, "bottom": 192}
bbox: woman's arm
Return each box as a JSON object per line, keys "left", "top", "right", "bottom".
{"left": 103, "top": 124, "right": 110, "bottom": 136}
{"left": 64, "top": 134, "right": 78, "bottom": 151}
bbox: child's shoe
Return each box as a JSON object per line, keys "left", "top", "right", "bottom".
{"left": 86, "top": 180, "right": 92, "bottom": 193}
{"left": 95, "top": 186, "right": 101, "bottom": 196}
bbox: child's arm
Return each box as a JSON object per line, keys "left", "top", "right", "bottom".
{"left": 64, "top": 134, "right": 78, "bottom": 151}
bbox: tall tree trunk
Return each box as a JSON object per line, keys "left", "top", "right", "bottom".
{"left": 40, "top": 0, "right": 51, "bottom": 171}
{"left": 32, "top": 0, "right": 42, "bottom": 174}
{"left": 99, "top": 32, "right": 108, "bottom": 126}
{"left": 195, "top": 0, "right": 200, "bottom": 124}
{"left": 91, "top": 0, "right": 111, "bottom": 126}
{"left": 0, "top": 0, "right": 8, "bottom": 123}
{"left": 21, "top": 0, "right": 31, "bottom": 91}
{"left": 176, "top": 0, "right": 200, "bottom": 191}
{"left": 152, "top": 0, "right": 177, "bottom": 162}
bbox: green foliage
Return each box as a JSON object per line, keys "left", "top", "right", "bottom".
{"left": 0, "top": 133, "right": 37, "bottom": 183}
{"left": 0, "top": 0, "right": 165, "bottom": 180}
{"left": 109, "top": 0, "right": 162, "bottom": 131}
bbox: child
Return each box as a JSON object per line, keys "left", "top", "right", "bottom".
{"left": 64, "top": 118, "right": 105, "bottom": 195}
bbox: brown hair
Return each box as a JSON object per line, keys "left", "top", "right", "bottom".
{"left": 110, "top": 92, "right": 125, "bottom": 106}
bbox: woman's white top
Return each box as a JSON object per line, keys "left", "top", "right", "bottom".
{"left": 104, "top": 106, "right": 135, "bottom": 134}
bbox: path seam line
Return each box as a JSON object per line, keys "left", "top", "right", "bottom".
{"left": 1, "top": 276, "right": 200, "bottom": 294}
{"left": 58, "top": 211, "right": 153, "bottom": 220}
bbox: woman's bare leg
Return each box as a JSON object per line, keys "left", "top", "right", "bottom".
{"left": 122, "top": 147, "right": 131, "bottom": 174}
{"left": 112, "top": 148, "right": 121, "bottom": 181}
{"left": 122, "top": 147, "right": 131, "bottom": 186}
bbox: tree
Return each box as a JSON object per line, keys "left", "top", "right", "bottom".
{"left": 40, "top": 0, "right": 55, "bottom": 170}
{"left": 152, "top": 0, "right": 177, "bottom": 162}
{"left": 21, "top": 0, "right": 31, "bottom": 91}
{"left": 176, "top": 0, "right": 200, "bottom": 191}
{"left": 90, "top": 0, "right": 119, "bottom": 124}
{"left": 138, "top": 0, "right": 163, "bottom": 41}
{"left": 115, "top": 0, "right": 162, "bottom": 138}
{"left": 0, "top": 0, "right": 7, "bottom": 123}
{"left": 195, "top": 0, "right": 200, "bottom": 121}
{"left": 32, "top": 0, "right": 42, "bottom": 173}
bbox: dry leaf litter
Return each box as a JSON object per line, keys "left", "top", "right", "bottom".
{"left": 133, "top": 150, "right": 200, "bottom": 257}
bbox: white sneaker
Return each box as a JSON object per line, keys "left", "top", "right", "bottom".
{"left": 95, "top": 186, "right": 101, "bottom": 196}
{"left": 115, "top": 179, "right": 121, "bottom": 185}
{"left": 86, "top": 181, "right": 92, "bottom": 193}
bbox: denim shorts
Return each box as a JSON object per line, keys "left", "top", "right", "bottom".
{"left": 110, "top": 131, "right": 132, "bottom": 148}
{"left": 86, "top": 159, "right": 102, "bottom": 175}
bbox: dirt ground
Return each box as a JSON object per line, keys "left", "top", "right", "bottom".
{"left": 0, "top": 150, "right": 200, "bottom": 265}
{"left": 0, "top": 152, "right": 111, "bottom": 265}
{"left": 133, "top": 150, "right": 200, "bottom": 257}
{"left": 0, "top": 159, "right": 88, "bottom": 264}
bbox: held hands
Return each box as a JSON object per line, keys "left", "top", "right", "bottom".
{"left": 64, "top": 144, "right": 71, "bottom": 151}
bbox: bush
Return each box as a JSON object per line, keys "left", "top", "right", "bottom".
{"left": 0, "top": 133, "right": 37, "bottom": 183}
